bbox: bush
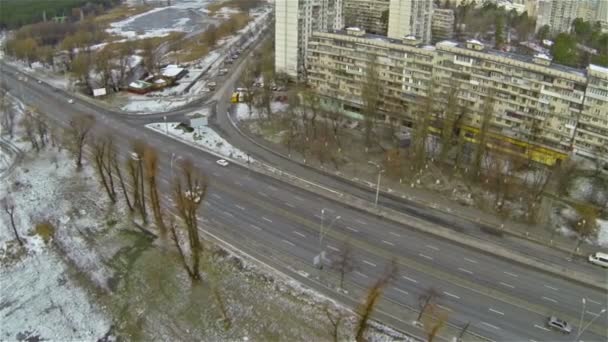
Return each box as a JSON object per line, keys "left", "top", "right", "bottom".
{"left": 35, "top": 221, "right": 56, "bottom": 243}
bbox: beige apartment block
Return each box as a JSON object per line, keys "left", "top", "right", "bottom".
{"left": 343, "top": 0, "right": 390, "bottom": 35}
{"left": 431, "top": 8, "right": 455, "bottom": 42}
{"left": 306, "top": 29, "right": 608, "bottom": 165}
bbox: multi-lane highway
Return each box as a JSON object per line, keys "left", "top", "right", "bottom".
{"left": 2, "top": 59, "right": 607, "bottom": 341}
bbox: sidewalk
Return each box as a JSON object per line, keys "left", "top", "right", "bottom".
{"left": 211, "top": 108, "right": 608, "bottom": 284}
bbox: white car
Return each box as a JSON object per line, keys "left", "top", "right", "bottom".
{"left": 216, "top": 159, "right": 229, "bottom": 167}
{"left": 37, "top": 80, "right": 42, "bottom": 84}
{"left": 68, "top": 99, "right": 74, "bottom": 104}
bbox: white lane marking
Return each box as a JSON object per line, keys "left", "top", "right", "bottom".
{"left": 541, "top": 296, "right": 558, "bottom": 303}
{"left": 268, "top": 185, "right": 278, "bottom": 191}
{"left": 346, "top": 226, "right": 359, "bottom": 233}
{"left": 419, "top": 253, "right": 434, "bottom": 260}
{"left": 258, "top": 191, "right": 268, "bottom": 197}
{"left": 262, "top": 217, "right": 273, "bottom": 223}
{"left": 533, "top": 325, "right": 549, "bottom": 331}
{"left": 212, "top": 172, "right": 219, "bottom": 177}
{"left": 394, "top": 287, "right": 409, "bottom": 295}
{"left": 293, "top": 195, "right": 304, "bottom": 201}
{"left": 327, "top": 245, "right": 340, "bottom": 252}
{"left": 249, "top": 224, "right": 262, "bottom": 231}
{"left": 443, "top": 291, "right": 460, "bottom": 299}
{"left": 235, "top": 181, "right": 242, "bottom": 186}
{"left": 503, "top": 271, "right": 519, "bottom": 278}
{"left": 402, "top": 275, "right": 418, "bottom": 283}
{"left": 464, "top": 257, "right": 478, "bottom": 264}
{"left": 437, "top": 304, "right": 452, "bottom": 312}
{"left": 355, "top": 271, "right": 369, "bottom": 278}
{"left": 282, "top": 239, "right": 295, "bottom": 247}
{"left": 222, "top": 211, "right": 234, "bottom": 218}
{"left": 285, "top": 202, "right": 295, "bottom": 208}
{"left": 355, "top": 219, "right": 367, "bottom": 225}
{"left": 489, "top": 308, "right": 504, "bottom": 315}
{"left": 587, "top": 299, "right": 602, "bottom": 305}
{"left": 458, "top": 267, "right": 473, "bottom": 275}
{"left": 390, "top": 232, "right": 401, "bottom": 237}
{"left": 382, "top": 240, "right": 395, "bottom": 246}
{"left": 363, "top": 260, "right": 377, "bottom": 267}
{"left": 293, "top": 231, "right": 306, "bottom": 238}
{"left": 211, "top": 193, "right": 222, "bottom": 199}
{"left": 235, "top": 205, "right": 246, "bottom": 210}
{"left": 499, "top": 282, "right": 515, "bottom": 289}
{"left": 586, "top": 311, "right": 600, "bottom": 317}
{"left": 161, "top": 178, "right": 169, "bottom": 184}
{"left": 481, "top": 322, "right": 500, "bottom": 330}
{"left": 425, "top": 244, "right": 439, "bottom": 251}
{"left": 544, "top": 285, "right": 558, "bottom": 291}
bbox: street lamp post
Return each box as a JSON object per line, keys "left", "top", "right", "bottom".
{"left": 575, "top": 299, "right": 606, "bottom": 340}
{"left": 368, "top": 161, "right": 385, "bottom": 208}
{"left": 315, "top": 208, "right": 340, "bottom": 270}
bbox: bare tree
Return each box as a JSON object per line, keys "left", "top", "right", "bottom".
{"left": 34, "top": 111, "right": 48, "bottom": 148}
{"left": 421, "top": 303, "right": 449, "bottom": 342}
{"left": 471, "top": 92, "right": 495, "bottom": 178}
{"left": 354, "top": 259, "right": 398, "bottom": 342}
{"left": 324, "top": 303, "right": 344, "bottom": 342}
{"left": 330, "top": 239, "right": 356, "bottom": 291}
{"left": 128, "top": 141, "right": 147, "bottom": 224}
{"left": 143, "top": 145, "right": 166, "bottom": 234}
{"left": 361, "top": 54, "right": 381, "bottom": 148}
{"left": 91, "top": 136, "right": 117, "bottom": 203}
{"left": 240, "top": 61, "right": 257, "bottom": 117}
{"left": 0, "top": 89, "right": 16, "bottom": 139}
{"left": 439, "top": 84, "right": 459, "bottom": 163}
{"left": 411, "top": 82, "right": 436, "bottom": 172}
{"left": 109, "top": 140, "right": 134, "bottom": 212}
{"left": 1, "top": 195, "right": 22, "bottom": 246}
{"left": 570, "top": 204, "right": 599, "bottom": 258}
{"left": 20, "top": 109, "right": 39, "bottom": 152}
{"left": 417, "top": 287, "right": 442, "bottom": 321}
{"left": 171, "top": 158, "right": 208, "bottom": 281}
{"left": 66, "top": 114, "right": 95, "bottom": 169}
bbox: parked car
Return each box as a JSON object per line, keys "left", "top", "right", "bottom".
{"left": 68, "top": 99, "right": 74, "bottom": 104}
{"left": 588, "top": 252, "right": 608, "bottom": 268}
{"left": 547, "top": 316, "right": 572, "bottom": 334}
{"left": 216, "top": 159, "right": 229, "bottom": 167}
{"left": 208, "top": 81, "right": 217, "bottom": 91}
{"left": 37, "top": 80, "right": 42, "bottom": 84}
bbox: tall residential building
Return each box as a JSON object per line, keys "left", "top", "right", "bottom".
{"left": 343, "top": 0, "right": 390, "bottom": 35}
{"left": 275, "top": 0, "right": 343, "bottom": 78}
{"left": 306, "top": 29, "right": 608, "bottom": 165}
{"left": 577, "top": 0, "right": 599, "bottom": 22}
{"left": 431, "top": 8, "right": 455, "bottom": 43}
{"left": 535, "top": 0, "right": 579, "bottom": 34}
{"left": 524, "top": 0, "right": 538, "bottom": 17}
{"left": 387, "top": 0, "right": 433, "bottom": 44}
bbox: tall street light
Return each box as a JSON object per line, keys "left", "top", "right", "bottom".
{"left": 368, "top": 161, "right": 385, "bottom": 208}
{"left": 576, "top": 298, "right": 606, "bottom": 340}
{"left": 315, "top": 208, "right": 341, "bottom": 270}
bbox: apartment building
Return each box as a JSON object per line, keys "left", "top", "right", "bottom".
{"left": 343, "top": 0, "right": 390, "bottom": 35}
{"left": 535, "top": 0, "right": 579, "bottom": 34}
{"left": 431, "top": 8, "right": 455, "bottom": 43}
{"left": 275, "top": 0, "right": 343, "bottom": 78}
{"left": 306, "top": 29, "right": 608, "bottom": 164}
{"left": 387, "top": 0, "right": 433, "bottom": 44}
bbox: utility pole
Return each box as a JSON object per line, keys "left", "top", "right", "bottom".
{"left": 368, "top": 161, "right": 385, "bottom": 207}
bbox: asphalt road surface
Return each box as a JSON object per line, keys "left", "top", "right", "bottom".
{"left": 2, "top": 61, "right": 607, "bottom": 341}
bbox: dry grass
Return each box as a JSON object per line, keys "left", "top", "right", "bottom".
{"left": 207, "top": 0, "right": 255, "bottom": 14}
{"left": 94, "top": 5, "right": 152, "bottom": 28}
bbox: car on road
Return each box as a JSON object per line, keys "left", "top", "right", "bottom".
{"left": 216, "top": 159, "right": 229, "bottom": 167}
{"left": 68, "top": 99, "right": 74, "bottom": 104}
{"left": 546, "top": 316, "right": 572, "bottom": 334}
{"left": 37, "top": 80, "right": 42, "bottom": 84}
{"left": 588, "top": 252, "right": 608, "bottom": 268}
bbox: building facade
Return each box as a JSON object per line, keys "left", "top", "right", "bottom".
{"left": 431, "top": 8, "right": 455, "bottom": 43}
{"left": 343, "top": 0, "right": 390, "bottom": 35}
{"left": 535, "top": 0, "right": 579, "bottom": 34}
{"left": 306, "top": 29, "right": 608, "bottom": 164}
{"left": 275, "top": 0, "right": 343, "bottom": 78}
{"left": 387, "top": 0, "right": 433, "bottom": 43}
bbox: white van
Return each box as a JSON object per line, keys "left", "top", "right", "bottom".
{"left": 588, "top": 252, "right": 608, "bottom": 268}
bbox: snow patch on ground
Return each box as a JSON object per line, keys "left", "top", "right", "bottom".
{"left": 597, "top": 219, "right": 608, "bottom": 247}
{"left": 234, "top": 102, "right": 289, "bottom": 121}
{"left": 146, "top": 122, "right": 250, "bottom": 161}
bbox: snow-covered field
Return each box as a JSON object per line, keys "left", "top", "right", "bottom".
{"left": 234, "top": 102, "right": 289, "bottom": 121}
